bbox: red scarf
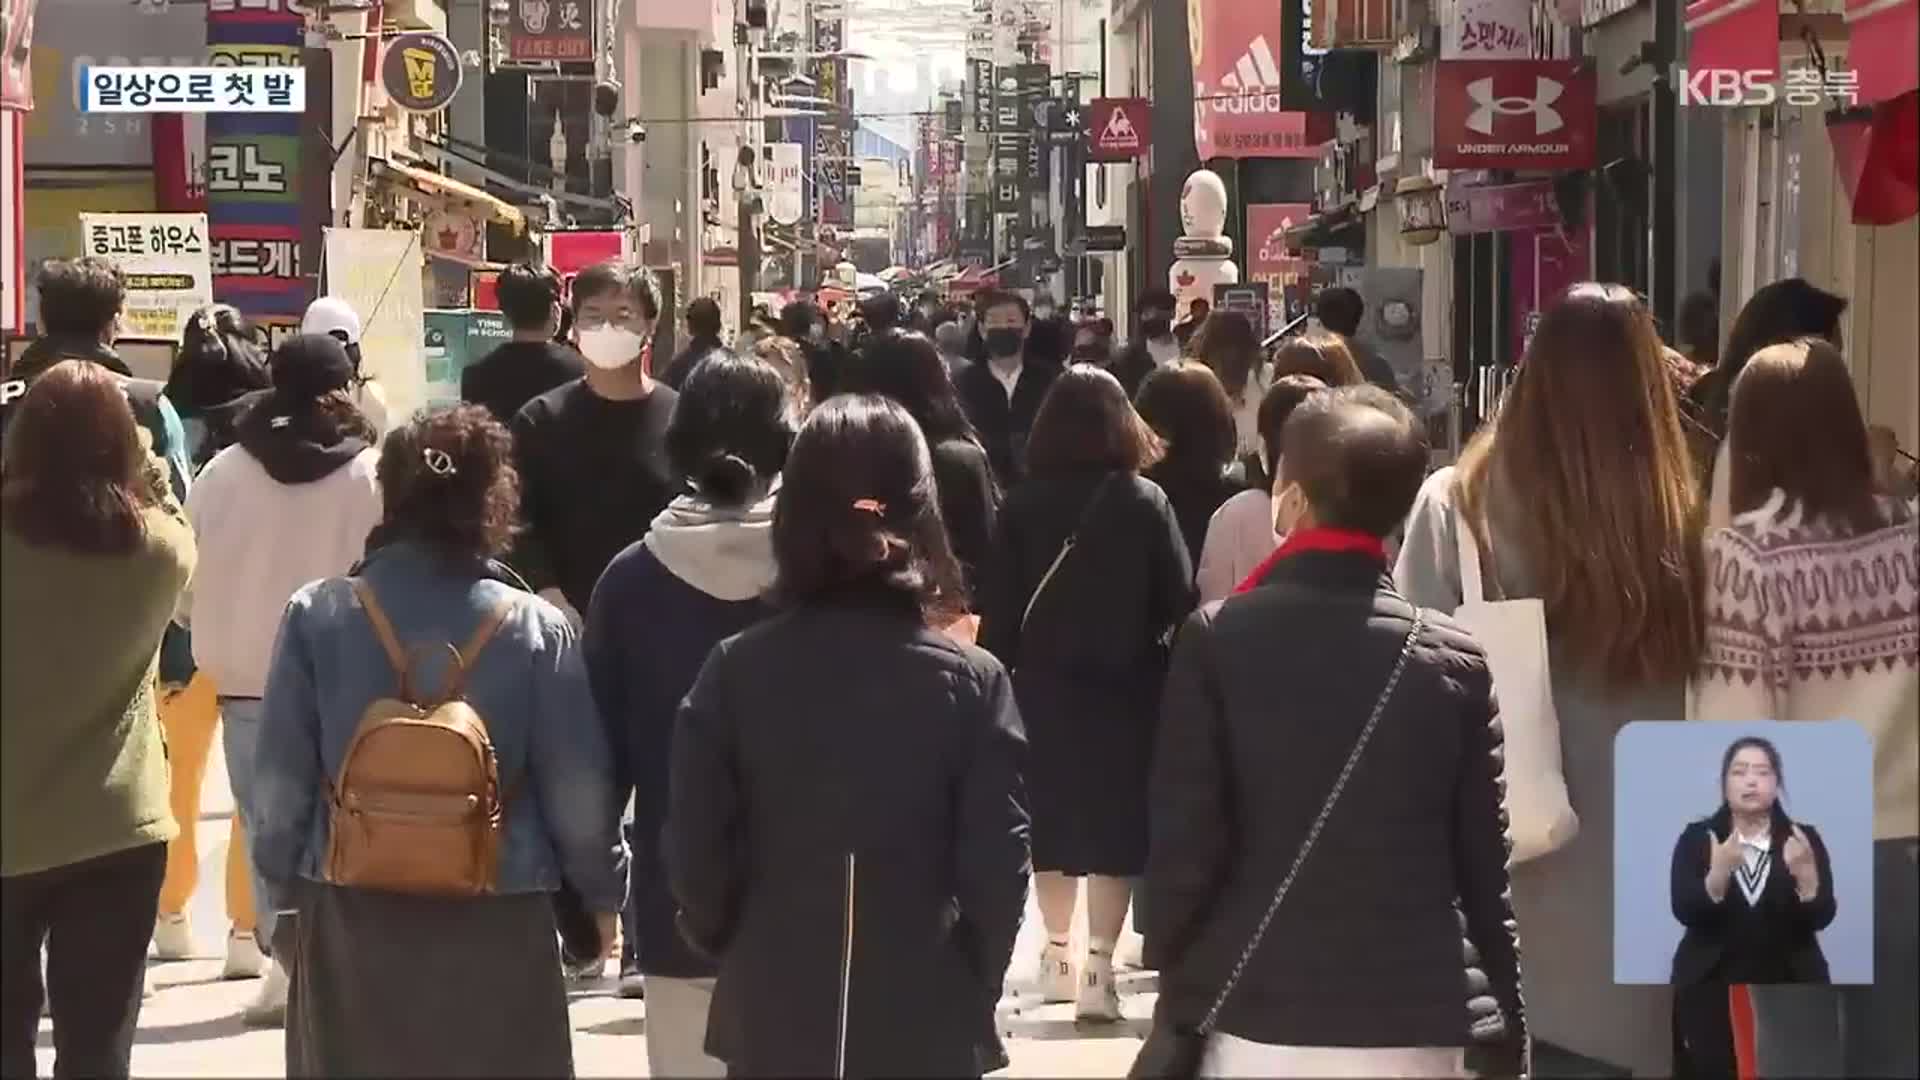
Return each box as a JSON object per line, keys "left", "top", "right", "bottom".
{"left": 1232, "top": 527, "right": 1388, "bottom": 595}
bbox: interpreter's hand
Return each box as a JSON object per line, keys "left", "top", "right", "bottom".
{"left": 594, "top": 912, "right": 620, "bottom": 961}
{"left": 1784, "top": 825, "right": 1821, "bottom": 900}
{"left": 1705, "top": 830, "right": 1744, "bottom": 900}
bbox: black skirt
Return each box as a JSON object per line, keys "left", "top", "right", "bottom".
{"left": 285, "top": 880, "right": 575, "bottom": 1078}
{"left": 1014, "top": 667, "right": 1158, "bottom": 876}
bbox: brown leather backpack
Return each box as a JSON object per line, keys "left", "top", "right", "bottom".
{"left": 324, "top": 580, "right": 515, "bottom": 898}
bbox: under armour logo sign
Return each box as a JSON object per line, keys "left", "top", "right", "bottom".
{"left": 1465, "top": 76, "right": 1564, "bottom": 136}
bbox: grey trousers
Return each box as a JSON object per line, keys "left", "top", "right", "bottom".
{"left": 645, "top": 975, "right": 725, "bottom": 1079}
{"left": 1749, "top": 839, "right": 1919, "bottom": 1079}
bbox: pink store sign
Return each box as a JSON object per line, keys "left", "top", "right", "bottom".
{"left": 1445, "top": 178, "right": 1563, "bottom": 235}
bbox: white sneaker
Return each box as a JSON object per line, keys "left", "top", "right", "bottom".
{"left": 1039, "top": 941, "right": 1076, "bottom": 1004}
{"left": 1076, "top": 951, "right": 1121, "bottom": 1023}
{"left": 152, "top": 913, "right": 195, "bottom": 960}
{"left": 222, "top": 929, "right": 266, "bottom": 980}
{"left": 241, "top": 961, "right": 288, "bottom": 1027}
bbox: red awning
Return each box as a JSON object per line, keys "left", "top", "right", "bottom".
{"left": 1685, "top": 0, "right": 1780, "bottom": 80}
{"left": 1844, "top": 0, "right": 1919, "bottom": 104}
{"left": 1827, "top": 91, "right": 1919, "bottom": 225}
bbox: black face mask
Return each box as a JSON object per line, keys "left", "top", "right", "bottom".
{"left": 1140, "top": 316, "right": 1173, "bottom": 339}
{"left": 985, "top": 328, "right": 1025, "bottom": 358}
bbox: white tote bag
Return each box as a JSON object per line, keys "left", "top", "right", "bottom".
{"left": 1453, "top": 505, "right": 1579, "bottom": 863}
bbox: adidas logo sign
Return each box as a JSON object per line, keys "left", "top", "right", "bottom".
{"left": 1209, "top": 35, "right": 1287, "bottom": 114}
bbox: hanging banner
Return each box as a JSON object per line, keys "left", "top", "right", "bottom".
{"left": 1443, "top": 0, "right": 1534, "bottom": 58}
{"left": 323, "top": 227, "right": 425, "bottom": 425}
{"left": 78, "top": 212, "right": 214, "bottom": 341}
{"left": 544, "top": 229, "right": 626, "bottom": 278}
{"left": 1246, "top": 202, "right": 1311, "bottom": 330}
{"left": 1191, "top": 0, "right": 1323, "bottom": 160}
{"left": 766, "top": 142, "right": 804, "bottom": 225}
{"left": 1433, "top": 60, "right": 1597, "bottom": 170}
{"left": 206, "top": 0, "right": 307, "bottom": 324}
{"left": 1086, "top": 97, "right": 1150, "bottom": 161}
{"left": 1, "top": 0, "right": 37, "bottom": 111}
{"left": 506, "top": 0, "right": 596, "bottom": 63}
{"left": 1015, "top": 63, "right": 1051, "bottom": 196}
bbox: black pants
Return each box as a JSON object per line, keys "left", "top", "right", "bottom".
{"left": 0, "top": 843, "right": 167, "bottom": 1080}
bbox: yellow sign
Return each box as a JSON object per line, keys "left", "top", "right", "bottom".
{"left": 403, "top": 49, "right": 436, "bottom": 100}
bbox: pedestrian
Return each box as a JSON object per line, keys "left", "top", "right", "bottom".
{"left": 150, "top": 303, "right": 271, "bottom": 982}
{"left": 510, "top": 261, "right": 680, "bottom": 628}
{"left": 842, "top": 331, "right": 1000, "bottom": 599}
{"left": 752, "top": 334, "right": 811, "bottom": 413}
{"left": 660, "top": 296, "right": 727, "bottom": 390}
{"left": 1188, "top": 311, "right": 1271, "bottom": 471}
{"left": 1269, "top": 330, "right": 1364, "bottom": 389}
{"left": 935, "top": 319, "right": 974, "bottom": 382}
{"left": 977, "top": 365, "right": 1195, "bottom": 1020}
{"left": 1194, "top": 373, "right": 1326, "bottom": 604}
{"left": 1112, "top": 288, "right": 1181, "bottom": 398}
{"left": 459, "top": 261, "right": 583, "bottom": 426}
{"left": 248, "top": 405, "right": 626, "bottom": 1077}
{"left": 584, "top": 352, "right": 794, "bottom": 1069}
{"left": 1071, "top": 316, "right": 1116, "bottom": 368}
{"left": 184, "top": 333, "right": 385, "bottom": 1026}
{"left": 1135, "top": 361, "right": 1245, "bottom": 565}
{"left": 665, "top": 393, "right": 1031, "bottom": 1077}
{"left": 780, "top": 299, "right": 846, "bottom": 402}
{"left": 1174, "top": 298, "right": 1210, "bottom": 352}
{"left": 1396, "top": 282, "right": 1702, "bottom": 1077}
{"left": 1693, "top": 338, "right": 1918, "bottom": 1079}
{"left": 955, "top": 289, "right": 1062, "bottom": 485}
{"left": 1684, "top": 278, "right": 1847, "bottom": 528}
{"left": 1, "top": 361, "right": 196, "bottom": 1079}
{"left": 1312, "top": 286, "right": 1402, "bottom": 393}
{"left": 300, "top": 297, "right": 391, "bottom": 439}
{"left": 1145, "top": 383, "right": 1525, "bottom": 1079}
{"left": 164, "top": 303, "right": 272, "bottom": 469}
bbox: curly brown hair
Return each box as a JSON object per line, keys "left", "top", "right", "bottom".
{"left": 374, "top": 405, "right": 519, "bottom": 564}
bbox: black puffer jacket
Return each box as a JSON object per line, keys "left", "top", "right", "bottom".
{"left": 1146, "top": 548, "right": 1525, "bottom": 1074}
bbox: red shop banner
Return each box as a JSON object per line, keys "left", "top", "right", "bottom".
{"left": 1191, "top": 0, "right": 1323, "bottom": 160}
{"left": 1433, "top": 60, "right": 1597, "bottom": 171}
{"left": 1086, "top": 98, "right": 1150, "bottom": 162}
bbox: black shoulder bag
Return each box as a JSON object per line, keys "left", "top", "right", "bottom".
{"left": 1129, "top": 614, "right": 1425, "bottom": 1079}
{"left": 1019, "top": 472, "right": 1121, "bottom": 631}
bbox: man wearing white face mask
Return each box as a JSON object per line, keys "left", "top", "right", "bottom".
{"left": 510, "top": 262, "right": 680, "bottom": 631}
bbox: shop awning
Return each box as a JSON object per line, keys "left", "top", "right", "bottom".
{"left": 1844, "top": 0, "right": 1918, "bottom": 104}
{"left": 373, "top": 159, "right": 526, "bottom": 231}
{"left": 1684, "top": 0, "right": 1780, "bottom": 81}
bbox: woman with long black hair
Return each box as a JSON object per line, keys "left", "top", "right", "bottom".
{"left": 1670, "top": 737, "right": 1835, "bottom": 1075}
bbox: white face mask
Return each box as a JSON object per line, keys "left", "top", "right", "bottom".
{"left": 577, "top": 325, "right": 646, "bottom": 370}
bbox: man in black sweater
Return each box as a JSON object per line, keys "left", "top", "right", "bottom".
{"left": 461, "top": 260, "right": 584, "bottom": 425}
{"left": 955, "top": 289, "right": 1060, "bottom": 485}
{"left": 658, "top": 296, "right": 726, "bottom": 390}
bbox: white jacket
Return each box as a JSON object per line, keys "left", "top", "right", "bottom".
{"left": 185, "top": 444, "right": 383, "bottom": 697}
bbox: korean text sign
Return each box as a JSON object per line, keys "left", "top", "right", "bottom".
{"left": 78, "top": 212, "right": 214, "bottom": 341}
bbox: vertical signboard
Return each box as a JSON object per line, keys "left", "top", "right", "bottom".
{"left": 324, "top": 227, "right": 425, "bottom": 424}
{"left": 990, "top": 68, "right": 1024, "bottom": 214}
{"left": 206, "top": 0, "right": 306, "bottom": 329}
{"left": 811, "top": 9, "right": 850, "bottom": 226}
{"left": 1015, "top": 63, "right": 1051, "bottom": 197}
{"left": 1246, "top": 203, "right": 1310, "bottom": 329}
{"left": 766, "top": 143, "right": 804, "bottom": 226}
{"left": 1, "top": 107, "right": 21, "bottom": 334}
{"left": 505, "top": 0, "right": 596, "bottom": 63}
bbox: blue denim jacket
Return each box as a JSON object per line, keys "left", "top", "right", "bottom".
{"left": 249, "top": 541, "right": 629, "bottom": 913}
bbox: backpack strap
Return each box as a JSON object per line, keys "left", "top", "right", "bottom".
{"left": 350, "top": 578, "right": 415, "bottom": 701}
{"left": 443, "top": 599, "right": 515, "bottom": 701}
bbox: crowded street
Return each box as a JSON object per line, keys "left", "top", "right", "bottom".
{"left": 2, "top": 0, "right": 1918, "bottom": 1076}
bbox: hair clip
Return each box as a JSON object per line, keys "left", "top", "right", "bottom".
{"left": 423, "top": 448, "right": 458, "bottom": 477}
{"left": 851, "top": 498, "right": 886, "bottom": 516}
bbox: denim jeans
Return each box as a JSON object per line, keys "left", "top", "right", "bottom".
{"left": 1748, "top": 839, "right": 1920, "bottom": 1079}
{"left": 220, "top": 697, "right": 277, "bottom": 950}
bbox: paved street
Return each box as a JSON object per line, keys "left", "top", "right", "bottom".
{"left": 35, "top": 745, "right": 1153, "bottom": 1077}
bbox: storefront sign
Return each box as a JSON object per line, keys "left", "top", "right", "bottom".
{"left": 506, "top": 0, "right": 595, "bottom": 63}
{"left": 766, "top": 142, "right": 804, "bottom": 225}
{"left": 1214, "top": 281, "right": 1271, "bottom": 340}
{"left": 380, "top": 31, "right": 460, "bottom": 114}
{"left": 23, "top": 0, "right": 206, "bottom": 169}
{"left": 323, "top": 227, "right": 425, "bottom": 422}
{"left": 1443, "top": 178, "right": 1562, "bottom": 233}
{"left": 206, "top": 0, "right": 306, "bottom": 321}
{"left": 1433, "top": 60, "right": 1596, "bottom": 170}
{"left": 1246, "top": 202, "right": 1311, "bottom": 329}
{"left": 1844, "top": 0, "right": 1918, "bottom": 105}
{"left": 1509, "top": 224, "right": 1590, "bottom": 361}
{"left": 1192, "top": 0, "right": 1323, "bottom": 160}
{"left": 544, "top": 229, "right": 625, "bottom": 279}
{"left": 1444, "top": 0, "right": 1534, "bottom": 59}
{"left": 1279, "top": 0, "right": 1330, "bottom": 110}
{"left": 78, "top": 212, "right": 213, "bottom": 340}
{"left": 969, "top": 59, "right": 994, "bottom": 133}
{"left": 1015, "top": 63, "right": 1050, "bottom": 194}
{"left": 1086, "top": 98, "right": 1149, "bottom": 161}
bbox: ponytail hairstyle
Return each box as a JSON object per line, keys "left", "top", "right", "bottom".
{"left": 663, "top": 351, "right": 796, "bottom": 506}
{"left": 1711, "top": 735, "right": 1796, "bottom": 850}
{"left": 772, "top": 394, "right": 968, "bottom": 623}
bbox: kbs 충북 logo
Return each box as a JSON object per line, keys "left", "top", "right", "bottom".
{"left": 1674, "top": 66, "right": 1861, "bottom": 107}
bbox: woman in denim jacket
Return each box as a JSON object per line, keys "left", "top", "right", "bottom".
{"left": 249, "top": 405, "right": 628, "bottom": 1076}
